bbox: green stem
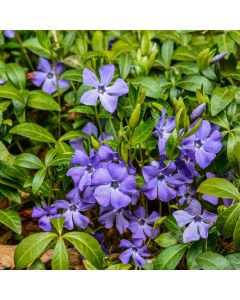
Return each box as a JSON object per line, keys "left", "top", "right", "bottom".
{"left": 95, "top": 106, "right": 103, "bottom": 139}
{"left": 15, "top": 32, "right": 34, "bottom": 70}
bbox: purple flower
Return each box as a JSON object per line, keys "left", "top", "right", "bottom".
{"left": 210, "top": 51, "right": 227, "bottom": 64}
{"left": 32, "top": 202, "right": 61, "bottom": 232}
{"left": 177, "top": 185, "right": 197, "bottom": 206}
{"left": 176, "top": 149, "right": 200, "bottom": 182}
{"left": 67, "top": 186, "right": 97, "bottom": 210}
{"left": 67, "top": 150, "right": 100, "bottom": 191}
{"left": 92, "top": 163, "right": 137, "bottom": 209}
{"left": 173, "top": 200, "right": 217, "bottom": 243}
{"left": 119, "top": 239, "right": 150, "bottom": 267}
{"left": 0, "top": 79, "right": 6, "bottom": 85}
{"left": 81, "top": 64, "right": 128, "bottom": 113}
{"left": 128, "top": 207, "right": 160, "bottom": 241}
{"left": 190, "top": 103, "right": 206, "bottom": 121}
{"left": 182, "top": 120, "right": 222, "bottom": 169}
{"left": 98, "top": 206, "right": 129, "bottom": 234}
{"left": 3, "top": 30, "right": 15, "bottom": 38}
{"left": 31, "top": 57, "right": 69, "bottom": 94}
{"left": 153, "top": 108, "right": 176, "bottom": 155}
{"left": 141, "top": 159, "right": 186, "bottom": 202}
{"left": 70, "top": 122, "right": 113, "bottom": 151}
{"left": 54, "top": 199, "right": 89, "bottom": 230}
{"left": 202, "top": 172, "right": 232, "bottom": 207}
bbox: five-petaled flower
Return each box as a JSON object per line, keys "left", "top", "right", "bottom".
{"left": 81, "top": 64, "right": 128, "bottom": 113}
{"left": 31, "top": 57, "right": 69, "bottom": 94}
{"left": 173, "top": 200, "right": 217, "bottom": 243}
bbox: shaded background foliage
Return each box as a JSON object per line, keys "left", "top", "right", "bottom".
{"left": 1, "top": 30, "right": 240, "bottom": 270}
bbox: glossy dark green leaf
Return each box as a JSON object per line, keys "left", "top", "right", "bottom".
{"left": 211, "top": 87, "right": 234, "bottom": 116}
{"left": 6, "top": 63, "right": 26, "bottom": 89}
{"left": 32, "top": 167, "right": 47, "bottom": 194}
{"left": 153, "top": 244, "right": 187, "bottom": 270}
{"left": 196, "top": 252, "right": 233, "bottom": 270}
{"left": 233, "top": 217, "right": 240, "bottom": 248}
{"left": 22, "top": 38, "right": 51, "bottom": 58}
{"left": 216, "top": 205, "right": 240, "bottom": 237}
{"left": 0, "top": 85, "right": 23, "bottom": 102}
{"left": 226, "top": 253, "right": 240, "bottom": 269}
{"left": 10, "top": 123, "right": 56, "bottom": 143}
{"left": 14, "top": 153, "right": 44, "bottom": 169}
{"left": 176, "top": 75, "right": 215, "bottom": 95}
{"left": 27, "top": 91, "right": 61, "bottom": 111}
{"left": 187, "top": 240, "right": 203, "bottom": 270}
{"left": 131, "top": 119, "right": 155, "bottom": 145}
{"left": 0, "top": 185, "right": 21, "bottom": 203}
{"left": 70, "top": 105, "right": 95, "bottom": 115}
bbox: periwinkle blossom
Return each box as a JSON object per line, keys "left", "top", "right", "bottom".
{"left": 81, "top": 64, "right": 129, "bottom": 113}
{"left": 119, "top": 239, "right": 150, "bottom": 267}
{"left": 98, "top": 206, "right": 129, "bottom": 234}
{"left": 153, "top": 108, "right": 175, "bottom": 155}
{"left": 0, "top": 79, "right": 6, "bottom": 85}
{"left": 177, "top": 185, "right": 197, "bottom": 206}
{"left": 202, "top": 172, "right": 232, "bottom": 207}
{"left": 210, "top": 51, "right": 227, "bottom": 64}
{"left": 141, "top": 159, "right": 186, "bottom": 202}
{"left": 128, "top": 207, "right": 160, "bottom": 241}
{"left": 54, "top": 199, "right": 89, "bottom": 230}
{"left": 3, "top": 30, "right": 15, "bottom": 38}
{"left": 173, "top": 200, "right": 217, "bottom": 243}
{"left": 176, "top": 149, "right": 200, "bottom": 183}
{"left": 70, "top": 122, "right": 113, "bottom": 151}
{"left": 31, "top": 57, "right": 69, "bottom": 94}
{"left": 182, "top": 120, "right": 222, "bottom": 169}
{"left": 67, "top": 186, "right": 97, "bottom": 210}
{"left": 92, "top": 163, "right": 138, "bottom": 209}
{"left": 32, "top": 202, "right": 61, "bottom": 232}
{"left": 67, "top": 149, "right": 100, "bottom": 191}
{"left": 190, "top": 103, "right": 206, "bottom": 121}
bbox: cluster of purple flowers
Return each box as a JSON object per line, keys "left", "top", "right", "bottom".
{"left": 32, "top": 63, "right": 226, "bottom": 268}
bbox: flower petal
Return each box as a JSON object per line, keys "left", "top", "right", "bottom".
{"left": 73, "top": 212, "right": 89, "bottom": 229}
{"left": 110, "top": 189, "right": 131, "bottom": 209}
{"left": 99, "top": 64, "right": 115, "bottom": 86}
{"left": 91, "top": 168, "right": 112, "bottom": 185}
{"left": 94, "top": 185, "right": 111, "bottom": 207}
{"left": 32, "top": 71, "right": 47, "bottom": 87}
{"left": 83, "top": 68, "right": 99, "bottom": 87}
{"left": 99, "top": 93, "right": 118, "bottom": 113}
{"left": 183, "top": 221, "right": 200, "bottom": 243}
{"left": 173, "top": 210, "right": 193, "bottom": 227}
{"left": 195, "top": 148, "right": 216, "bottom": 169}
{"left": 81, "top": 89, "right": 99, "bottom": 106}
{"left": 38, "top": 57, "right": 51, "bottom": 73}
{"left": 42, "top": 78, "right": 57, "bottom": 94}
{"left": 119, "top": 249, "right": 132, "bottom": 264}
{"left": 106, "top": 78, "right": 129, "bottom": 96}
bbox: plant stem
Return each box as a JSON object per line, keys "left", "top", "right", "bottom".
{"left": 15, "top": 32, "right": 34, "bottom": 71}
{"left": 95, "top": 106, "right": 103, "bottom": 139}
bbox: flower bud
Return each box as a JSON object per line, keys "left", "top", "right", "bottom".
{"left": 120, "top": 141, "right": 129, "bottom": 162}
{"left": 90, "top": 135, "right": 100, "bottom": 151}
{"left": 190, "top": 103, "right": 206, "bottom": 121}
{"left": 129, "top": 104, "right": 141, "bottom": 129}
{"left": 210, "top": 51, "right": 227, "bottom": 64}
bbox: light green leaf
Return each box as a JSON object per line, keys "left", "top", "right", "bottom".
{"left": 60, "top": 69, "right": 82, "bottom": 82}
{"left": 14, "top": 232, "right": 57, "bottom": 269}
{"left": 32, "top": 168, "right": 47, "bottom": 194}
{"left": 105, "top": 264, "right": 131, "bottom": 270}
{"left": 226, "top": 253, "right": 240, "bottom": 269}
{"left": 227, "top": 132, "right": 240, "bottom": 162}
{"left": 197, "top": 178, "right": 240, "bottom": 201}
{"left": 176, "top": 75, "right": 215, "bottom": 95}
{"left": 10, "top": 123, "right": 56, "bottom": 143}
{"left": 52, "top": 237, "right": 69, "bottom": 270}
{"left": 63, "top": 231, "right": 105, "bottom": 269}
{"left": 153, "top": 244, "right": 187, "bottom": 270}
{"left": 59, "top": 131, "right": 86, "bottom": 142}
{"left": 161, "top": 40, "right": 174, "bottom": 68}
{"left": 196, "top": 252, "right": 233, "bottom": 270}
{"left": 48, "top": 153, "right": 72, "bottom": 166}
{"left": 51, "top": 217, "right": 65, "bottom": 235}
{"left": 208, "top": 111, "right": 230, "bottom": 130}
{"left": 187, "top": 240, "right": 203, "bottom": 270}
{"left": 131, "top": 119, "right": 155, "bottom": 145}
{"left": 131, "top": 77, "right": 162, "bottom": 98}
{"left": 14, "top": 153, "right": 44, "bottom": 169}
{"left": 155, "top": 232, "right": 177, "bottom": 248}
{"left": 0, "top": 85, "right": 24, "bottom": 102}
{"left": 211, "top": 87, "right": 234, "bottom": 116}
{"left": 119, "top": 54, "right": 131, "bottom": 79}
{"left": 6, "top": 63, "right": 26, "bottom": 89}
{"left": 233, "top": 217, "right": 240, "bottom": 249}
{"left": 22, "top": 38, "right": 51, "bottom": 59}
{"left": 0, "top": 209, "right": 21, "bottom": 234}
{"left": 70, "top": 105, "right": 95, "bottom": 115}
{"left": 92, "top": 31, "right": 104, "bottom": 51}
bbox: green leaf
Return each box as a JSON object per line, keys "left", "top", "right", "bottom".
{"left": 228, "top": 31, "right": 240, "bottom": 44}
{"left": 36, "top": 30, "right": 51, "bottom": 49}
{"left": 63, "top": 231, "right": 105, "bottom": 269}
{"left": 164, "top": 215, "right": 182, "bottom": 234}
{"left": 211, "top": 87, "right": 234, "bottom": 116}
{"left": 27, "top": 91, "right": 61, "bottom": 111}
{"left": 52, "top": 237, "right": 69, "bottom": 270}
{"left": 131, "top": 77, "right": 162, "bottom": 98}
{"left": 92, "top": 31, "right": 104, "bottom": 51}
{"left": 182, "top": 118, "right": 202, "bottom": 139}
{"left": 176, "top": 75, "right": 215, "bottom": 95}
{"left": 0, "top": 85, "right": 24, "bottom": 102}
{"left": 197, "top": 178, "right": 240, "bottom": 201}
{"left": 208, "top": 111, "right": 230, "bottom": 130}
{"left": 153, "top": 244, "right": 187, "bottom": 270}
{"left": 173, "top": 46, "right": 197, "bottom": 61}
{"left": 14, "top": 232, "right": 57, "bottom": 269}
{"left": 0, "top": 209, "right": 21, "bottom": 234}
{"left": 51, "top": 217, "right": 65, "bottom": 235}
{"left": 187, "top": 240, "right": 203, "bottom": 270}
{"left": 0, "top": 141, "right": 10, "bottom": 161}
{"left": 59, "top": 131, "right": 86, "bottom": 142}
{"left": 48, "top": 153, "right": 72, "bottom": 166}
{"left": 155, "top": 232, "right": 177, "bottom": 248}
{"left": 131, "top": 119, "right": 155, "bottom": 145}
{"left": 60, "top": 69, "right": 82, "bottom": 82}
{"left": 32, "top": 168, "right": 47, "bottom": 194}
{"left": 216, "top": 205, "right": 240, "bottom": 237}
{"left": 196, "top": 252, "right": 233, "bottom": 270}
{"left": 6, "top": 63, "right": 26, "bottom": 89}
{"left": 83, "top": 260, "right": 98, "bottom": 270}
{"left": 0, "top": 185, "right": 21, "bottom": 203}
{"left": 161, "top": 40, "right": 174, "bottom": 68}
{"left": 233, "top": 217, "right": 240, "bottom": 248}
{"left": 69, "top": 105, "right": 95, "bottom": 115}
{"left": 226, "top": 253, "right": 240, "bottom": 269}
{"left": 119, "top": 54, "right": 131, "bottom": 79}
{"left": 44, "top": 149, "right": 58, "bottom": 166}
{"left": 22, "top": 38, "right": 51, "bottom": 59}
{"left": 14, "top": 153, "right": 44, "bottom": 169}
{"left": 105, "top": 264, "right": 131, "bottom": 270}
{"left": 10, "top": 123, "right": 56, "bottom": 143}
{"left": 227, "top": 132, "right": 239, "bottom": 162}
{"left": 28, "top": 259, "right": 45, "bottom": 270}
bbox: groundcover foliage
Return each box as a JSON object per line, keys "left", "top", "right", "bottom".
{"left": 1, "top": 30, "right": 240, "bottom": 270}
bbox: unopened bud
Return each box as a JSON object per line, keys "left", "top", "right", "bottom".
{"left": 129, "top": 104, "right": 141, "bottom": 129}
